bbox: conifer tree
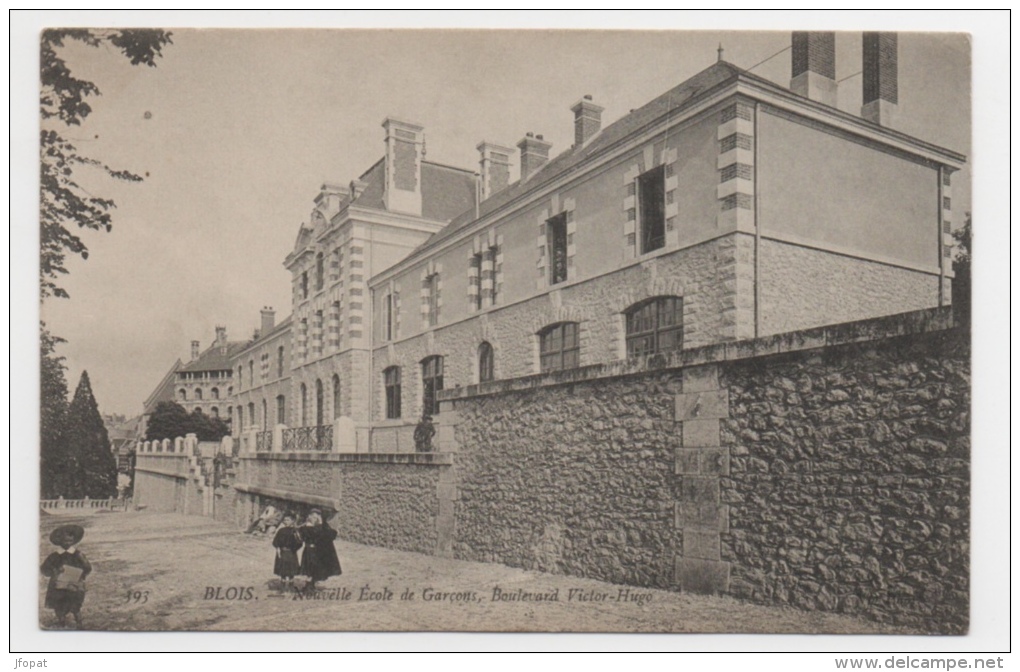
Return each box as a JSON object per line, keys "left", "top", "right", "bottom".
{"left": 65, "top": 371, "right": 118, "bottom": 498}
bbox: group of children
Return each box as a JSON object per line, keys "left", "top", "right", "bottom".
{"left": 271, "top": 508, "right": 343, "bottom": 592}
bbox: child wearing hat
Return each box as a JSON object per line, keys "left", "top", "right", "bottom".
{"left": 40, "top": 524, "right": 92, "bottom": 629}
{"left": 271, "top": 512, "right": 303, "bottom": 590}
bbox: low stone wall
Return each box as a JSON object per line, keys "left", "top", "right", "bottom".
{"left": 232, "top": 452, "right": 454, "bottom": 556}
{"left": 134, "top": 454, "right": 201, "bottom": 514}
{"left": 440, "top": 307, "right": 968, "bottom": 633}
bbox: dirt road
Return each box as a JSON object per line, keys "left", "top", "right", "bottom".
{"left": 38, "top": 511, "right": 909, "bottom": 633}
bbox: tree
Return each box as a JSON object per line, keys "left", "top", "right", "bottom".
{"left": 40, "top": 324, "right": 71, "bottom": 498}
{"left": 40, "top": 29, "right": 172, "bottom": 300}
{"left": 146, "top": 401, "right": 229, "bottom": 442}
{"left": 951, "top": 212, "right": 972, "bottom": 326}
{"left": 145, "top": 401, "right": 193, "bottom": 442}
{"left": 64, "top": 371, "right": 118, "bottom": 498}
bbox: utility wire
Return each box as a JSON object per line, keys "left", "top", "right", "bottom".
{"left": 837, "top": 70, "right": 863, "bottom": 84}
{"left": 746, "top": 45, "right": 791, "bottom": 72}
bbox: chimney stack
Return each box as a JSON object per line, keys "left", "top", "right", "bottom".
{"left": 381, "top": 117, "right": 424, "bottom": 215}
{"left": 190, "top": 340, "right": 200, "bottom": 361}
{"left": 862, "top": 32, "right": 898, "bottom": 127}
{"left": 517, "top": 132, "right": 553, "bottom": 182}
{"left": 477, "top": 141, "right": 514, "bottom": 200}
{"left": 260, "top": 306, "right": 276, "bottom": 336}
{"left": 215, "top": 326, "right": 227, "bottom": 348}
{"left": 790, "top": 32, "right": 837, "bottom": 107}
{"left": 571, "top": 95, "right": 604, "bottom": 146}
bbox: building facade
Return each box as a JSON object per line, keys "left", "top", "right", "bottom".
{"left": 175, "top": 326, "right": 245, "bottom": 422}
{"left": 230, "top": 309, "right": 292, "bottom": 449}
{"left": 227, "top": 33, "right": 962, "bottom": 455}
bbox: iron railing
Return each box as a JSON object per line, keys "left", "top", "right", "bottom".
{"left": 281, "top": 425, "right": 333, "bottom": 452}
{"left": 255, "top": 431, "right": 273, "bottom": 452}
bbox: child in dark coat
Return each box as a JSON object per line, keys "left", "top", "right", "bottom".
{"left": 299, "top": 509, "right": 342, "bottom": 591}
{"left": 271, "top": 513, "right": 303, "bottom": 589}
{"left": 40, "top": 524, "right": 92, "bottom": 629}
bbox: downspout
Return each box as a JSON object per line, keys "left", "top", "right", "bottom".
{"left": 937, "top": 165, "right": 946, "bottom": 307}
{"left": 367, "top": 226, "right": 375, "bottom": 450}
{"left": 753, "top": 101, "right": 762, "bottom": 338}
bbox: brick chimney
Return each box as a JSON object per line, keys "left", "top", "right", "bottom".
{"left": 862, "top": 32, "right": 898, "bottom": 127}
{"left": 571, "top": 95, "right": 604, "bottom": 146}
{"left": 517, "top": 133, "right": 552, "bottom": 182}
{"left": 190, "top": 340, "right": 200, "bottom": 361}
{"left": 260, "top": 306, "right": 276, "bottom": 336}
{"left": 215, "top": 326, "right": 227, "bottom": 348}
{"left": 477, "top": 141, "right": 513, "bottom": 200}
{"left": 382, "top": 117, "right": 424, "bottom": 215}
{"left": 790, "top": 32, "right": 837, "bottom": 107}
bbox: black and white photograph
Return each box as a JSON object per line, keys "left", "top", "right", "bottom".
{"left": 11, "top": 10, "right": 1010, "bottom": 659}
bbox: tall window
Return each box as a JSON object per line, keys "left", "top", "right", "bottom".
{"left": 638, "top": 165, "right": 666, "bottom": 254}
{"left": 625, "top": 296, "right": 683, "bottom": 358}
{"left": 276, "top": 395, "right": 286, "bottom": 424}
{"left": 383, "top": 293, "right": 394, "bottom": 340}
{"left": 478, "top": 341, "right": 494, "bottom": 383}
{"left": 384, "top": 366, "right": 401, "bottom": 419}
{"left": 315, "top": 379, "right": 324, "bottom": 426}
{"left": 247, "top": 402, "right": 255, "bottom": 429}
{"left": 315, "top": 252, "right": 324, "bottom": 291}
{"left": 277, "top": 346, "right": 285, "bottom": 377}
{"left": 248, "top": 360, "right": 254, "bottom": 385}
{"left": 332, "top": 374, "right": 341, "bottom": 418}
{"left": 546, "top": 212, "right": 568, "bottom": 285}
{"left": 300, "top": 271, "right": 309, "bottom": 300}
{"left": 421, "top": 355, "right": 444, "bottom": 416}
{"left": 211, "top": 387, "right": 219, "bottom": 400}
{"left": 425, "top": 273, "right": 439, "bottom": 327}
{"left": 539, "top": 322, "right": 580, "bottom": 372}
{"left": 211, "top": 407, "right": 219, "bottom": 418}
{"left": 487, "top": 245, "right": 500, "bottom": 305}
{"left": 261, "top": 398, "right": 268, "bottom": 431}
{"left": 178, "top": 389, "right": 187, "bottom": 401}
{"left": 471, "top": 253, "right": 483, "bottom": 310}
{"left": 195, "top": 388, "right": 203, "bottom": 401}
{"left": 300, "top": 383, "right": 308, "bottom": 426}
{"left": 237, "top": 366, "right": 243, "bottom": 388}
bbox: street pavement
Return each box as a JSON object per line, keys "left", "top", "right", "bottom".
{"left": 38, "top": 511, "right": 909, "bottom": 633}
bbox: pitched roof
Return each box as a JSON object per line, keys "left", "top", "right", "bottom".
{"left": 143, "top": 358, "right": 182, "bottom": 414}
{"left": 179, "top": 341, "right": 248, "bottom": 373}
{"left": 412, "top": 61, "right": 744, "bottom": 256}
{"left": 350, "top": 157, "right": 476, "bottom": 222}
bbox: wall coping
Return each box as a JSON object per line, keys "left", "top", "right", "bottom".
{"left": 438, "top": 306, "right": 956, "bottom": 402}
{"left": 232, "top": 483, "right": 340, "bottom": 510}
{"left": 239, "top": 452, "right": 454, "bottom": 466}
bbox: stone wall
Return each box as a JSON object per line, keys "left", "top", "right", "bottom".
{"left": 441, "top": 308, "right": 968, "bottom": 633}
{"left": 720, "top": 325, "right": 969, "bottom": 632}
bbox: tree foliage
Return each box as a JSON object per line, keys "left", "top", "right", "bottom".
{"left": 146, "top": 401, "right": 229, "bottom": 442}
{"left": 40, "top": 325, "right": 71, "bottom": 498}
{"left": 63, "top": 371, "right": 119, "bottom": 499}
{"left": 40, "top": 28, "right": 172, "bottom": 299}
{"left": 951, "top": 212, "right": 972, "bottom": 326}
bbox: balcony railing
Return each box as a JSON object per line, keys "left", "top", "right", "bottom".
{"left": 255, "top": 431, "right": 273, "bottom": 453}
{"left": 281, "top": 425, "right": 333, "bottom": 452}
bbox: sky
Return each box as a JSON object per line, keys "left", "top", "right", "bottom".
{"left": 23, "top": 17, "right": 972, "bottom": 417}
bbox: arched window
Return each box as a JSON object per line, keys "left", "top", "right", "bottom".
{"left": 249, "top": 360, "right": 255, "bottom": 385}
{"left": 384, "top": 366, "right": 401, "bottom": 419}
{"left": 227, "top": 386, "right": 233, "bottom": 397}
{"left": 194, "top": 388, "right": 203, "bottom": 401}
{"left": 248, "top": 402, "right": 255, "bottom": 428}
{"left": 539, "top": 322, "right": 580, "bottom": 372}
{"left": 315, "top": 252, "right": 325, "bottom": 291}
{"left": 300, "top": 383, "right": 308, "bottom": 426}
{"left": 179, "top": 388, "right": 187, "bottom": 401}
{"left": 276, "top": 395, "right": 286, "bottom": 425}
{"left": 421, "top": 356, "right": 444, "bottom": 416}
{"left": 315, "top": 379, "right": 324, "bottom": 426}
{"left": 227, "top": 406, "right": 233, "bottom": 427}
{"left": 261, "top": 398, "right": 268, "bottom": 431}
{"left": 277, "top": 346, "right": 285, "bottom": 377}
{"left": 332, "top": 374, "right": 341, "bottom": 418}
{"left": 237, "top": 366, "right": 243, "bottom": 388}
{"left": 211, "top": 387, "right": 219, "bottom": 400}
{"left": 478, "top": 342, "right": 495, "bottom": 383}
{"left": 211, "top": 406, "right": 219, "bottom": 418}
{"left": 625, "top": 296, "right": 683, "bottom": 358}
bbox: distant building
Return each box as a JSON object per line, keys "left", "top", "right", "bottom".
{"left": 230, "top": 309, "right": 292, "bottom": 441}
{"left": 138, "top": 358, "right": 181, "bottom": 439}
{"left": 175, "top": 327, "right": 246, "bottom": 424}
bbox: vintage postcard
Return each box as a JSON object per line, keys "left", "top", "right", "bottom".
{"left": 23, "top": 18, "right": 993, "bottom": 649}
